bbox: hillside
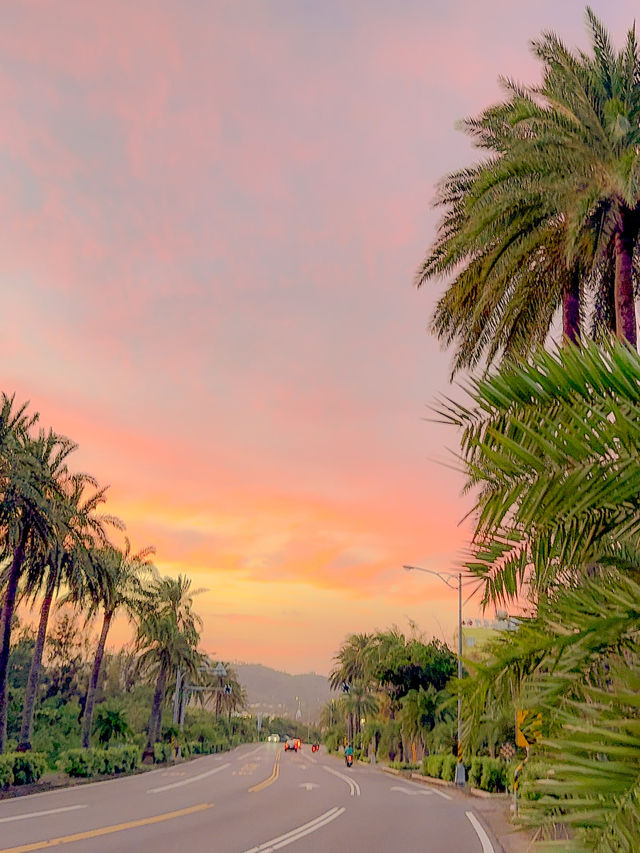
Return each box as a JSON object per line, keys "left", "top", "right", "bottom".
{"left": 234, "top": 664, "right": 331, "bottom": 723}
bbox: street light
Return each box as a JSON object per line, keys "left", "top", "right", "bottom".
{"left": 403, "top": 564, "right": 466, "bottom": 786}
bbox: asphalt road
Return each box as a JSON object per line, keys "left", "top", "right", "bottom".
{"left": 0, "top": 744, "right": 497, "bottom": 852}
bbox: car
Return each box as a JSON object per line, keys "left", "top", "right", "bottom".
{"left": 267, "top": 734, "right": 279, "bottom": 742}
{"left": 284, "top": 738, "right": 297, "bottom": 751}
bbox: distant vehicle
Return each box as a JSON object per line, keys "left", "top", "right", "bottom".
{"left": 284, "top": 738, "right": 298, "bottom": 752}
{"left": 267, "top": 734, "right": 279, "bottom": 742}
{"left": 311, "top": 743, "right": 319, "bottom": 752}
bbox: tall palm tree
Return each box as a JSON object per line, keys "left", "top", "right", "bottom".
{"left": 416, "top": 9, "right": 640, "bottom": 374}
{"left": 70, "top": 539, "right": 156, "bottom": 748}
{"left": 17, "top": 468, "right": 119, "bottom": 751}
{"left": 137, "top": 575, "right": 203, "bottom": 749}
{"left": 0, "top": 412, "right": 69, "bottom": 753}
{"left": 329, "top": 632, "right": 374, "bottom": 691}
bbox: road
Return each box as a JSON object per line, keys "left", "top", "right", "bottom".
{"left": 0, "top": 744, "right": 497, "bottom": 852}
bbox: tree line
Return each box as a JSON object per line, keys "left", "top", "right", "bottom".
{"left": 0, "top": 393, "right": 244, "bottom": 761}
{"left": 324, "top": 628, "right": 457, "bottom": 764}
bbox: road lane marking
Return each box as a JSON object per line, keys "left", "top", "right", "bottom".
{"left": 0, "top": 806, "right": 87, "bottom": 824}
{"left": 390, "top": 785, "right": 433, "bottom": 796}
{"left": 299, "top": 782, "right": 319, "bottom": 790}
{"left": 242, "top": 807, "right": 345, "bottom": 852}
{"left": 248, "top": 750, "right": 281, "bottom": 793}
{"left": 240, "top": 746, "right": 263, "bottom": 760}
{"left": 147, "top": 763, "right": 229, "bottom": 793}
{"left": 403, "top": 779, "right": 451, "bottom": 800}
{"left": 466, "top": 811, "right": 496, "bottom": 853}
{"left": 0, "top": 803, "right": 214, "bottom": 853}
{"left": 322, "top": 765, "right": 360, "bottom": 796}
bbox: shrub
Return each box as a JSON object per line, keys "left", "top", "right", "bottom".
{"left": 0, "top": 755, "right": 13, "bottom": 788}
{"left": 62, "top": 746, "right": 140, "bottom": 778}
{"left": 11, "top": 753, "right": 46, "bottom": 785}
{"left": 423, "top": 753, "right": 445, "bottom": 778}
{"left": 469, "top": 757, "right": 485, "bottom": 788}
{"left": 440, "top": 754, "right": 457, "bottom": 782}
{"left": 153, "top": 742, "right": 173, "bottom": 763}
{"left": 480, "top": 757, "right": 507, "bottom": 793}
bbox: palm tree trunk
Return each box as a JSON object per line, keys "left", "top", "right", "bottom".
{"left": 562, "top": 273, "right": 581, "bottom": 343}
{"left": 147, "top": 664, "right": 168, "bottom": 747}
{"left": 614, "top": 221, "right": 638, "bottom": 347}
{"left": 18, "top": 568, "right": 57, "bottom": 751}
{"left": 81, "top": 609, "right": 113, "bottom": 749}
{"left": 0, "top": 527, "right": 29, "bottom": 754}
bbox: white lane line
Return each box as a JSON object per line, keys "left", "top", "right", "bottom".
{"left": 243, "top": 807, "right": 345, "bottom": 853}
{"left": 240, "top": 746, "right": 263, "bottom": 760}
{"left": 466, "top": 811, "right": 496, "bottom": 853}
{"left": 0, "top": 804, "right": 87, "bottom": 823}
{"left": 147, "top": 762, "right": 230, "bottom": 793}
{"left": 322, "top": 765, "right": 361, "bottom": 796}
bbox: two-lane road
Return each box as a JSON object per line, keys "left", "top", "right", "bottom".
{"left": 0, "top": 744, "right": 496, "bottom": 851}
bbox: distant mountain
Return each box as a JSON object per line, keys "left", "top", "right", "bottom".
{"left": 234, "top": 663, "right": 331, "bottom": 723}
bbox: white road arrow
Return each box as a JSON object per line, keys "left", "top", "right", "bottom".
{"left": 299, "top": 782, "right": 319, "bottom": 791}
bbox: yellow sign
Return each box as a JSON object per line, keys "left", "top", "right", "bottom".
{"left": 516, "top": 710, "right": 542, "bottom": 748}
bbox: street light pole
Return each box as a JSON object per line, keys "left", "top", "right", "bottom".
{"left": 403, "top": 564, "right": 467, "bottom": 786}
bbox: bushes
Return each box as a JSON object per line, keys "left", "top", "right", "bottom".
{"left": 0, "top": 755, "right": 14, "bottom": 787}
{"left": 423, "top": 753, "right": 445, "bottom": 778}
{"left": 0, "top": 753, "right": 47, "bottom": 787}
{"left": 62, "top": 746, "right": 140, "bottom": 778}
{"left": 153, "top": 742, "right": 173, "bottom": 763}
{"left": 421, "top": 752, "right": 510, "bottom": 793}
{"left": 480, "top": 758, "right": 506, "bottom": 793}
{"left": 440, "top": 753, "right": 457, "bottom": 782}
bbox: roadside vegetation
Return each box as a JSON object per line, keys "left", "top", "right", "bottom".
{"left": 409, "top": 7, "right": 640, "bottom": 850}
{"left": 0, "top": 395, "right": 251, "bottom": 788}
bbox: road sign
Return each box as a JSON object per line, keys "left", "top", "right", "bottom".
{"left": 212, "top": 662, "right": 227, "bottom": 677}
{"left": 516, "top": 710, "right": 542, "bottom": 748}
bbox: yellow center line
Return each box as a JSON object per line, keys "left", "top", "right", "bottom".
{"left": 248, "top": 749, "right": 281, "bottom": 793}
{"left": 0, "top": 802, "right": 214, "bottom": 853}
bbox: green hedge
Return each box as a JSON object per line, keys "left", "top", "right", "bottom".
{"left": 0, "top": 753, "right": 47, "bottom": 785}
{"left": 153, "top": 742, "right": 173, "bottom": 763}
{"left": 62, "top": 746, "right": 140, "bottom": 778}
{"left": 423, "top": 753, "right": 445, "bottom": 778}
{"left": 421, "top": 753, "right": 509, "bottom": 793}
{"left": 0, "top": 755, "right": 14, "bottom": 787}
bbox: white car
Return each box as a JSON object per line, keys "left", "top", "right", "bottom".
{"left": 267, "top": 734, "right": 279, "bottom": 742}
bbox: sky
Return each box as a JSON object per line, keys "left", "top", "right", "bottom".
{"left": 1, "top": 0, "right": 637, "bottom": 676}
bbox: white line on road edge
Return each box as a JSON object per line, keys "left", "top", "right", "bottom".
{"left": 323, "top": 765, "right": 361, "bottom": 796}
{"left": 243, "top": 807, "right": 345, "bottom": 853}
{"left": 147, "top": 763, "right": 230, "bottom": 793}
{"left": 0, "top": 804, "right": 87, "bottom": 823}
{"left": 466, "top": 811, "right": 496, "bottom": 853}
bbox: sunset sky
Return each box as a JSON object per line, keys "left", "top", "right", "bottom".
{"left": 2, "top": 1, "right": 636, "bottom": 675}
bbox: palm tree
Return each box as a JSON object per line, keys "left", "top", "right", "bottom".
{"left": 17, "top": 471, "right": 119, "bottom": 751}
{"left": 71, "top": 539, "right": 156, "bottom": 748}
{"left": 137, "top": 575, "right": 203, "bottom": 750}
{"left": 329, "top": 632, "right": 374, "bottom": 691}
{"left": 0, "top": 410, "right": 69, "bottom": 752}
{"left": 93, "top": 706, "right": 132, "bottom": 746}
{"left": 439, "top": 338, "right": 640, "bottom": 605}
{"left": 416, "top": 9, "right": 640, "bottom": 374}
